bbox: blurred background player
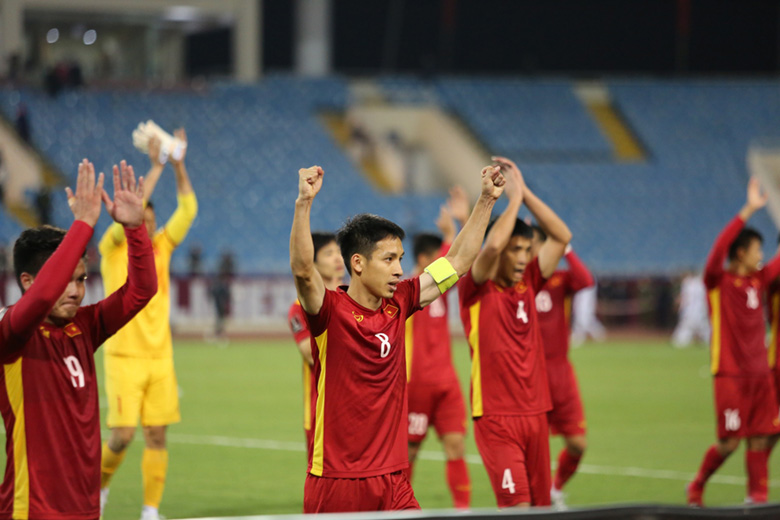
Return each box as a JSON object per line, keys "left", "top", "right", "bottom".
{"left": 531, "top": 227, "right": 594, "bottom": 508}
{"left": 671, "top": 270, "right": 710, "bottom": 348}
{"left": 290, "top": 164, "right": 503, "bottom": 513}
{"left": 405, "top": 186, "right": 471, "bottom": 509}
{"left": 570, "top": 283, "right": 606, "bottom": 347}
{"left": 287, "top": 232, "right": 345, "bottom": 458}
{"left": 459, "top": 156, "right": 571, "bottom": 508}
{"left": 0, "top": 159, "right": 155, "bottom": 520}
{"left": 99, "top": 130, "right": 198, "bottom": 520}
{"left": 687, "top": 178, "right": 780, "bottom": 506}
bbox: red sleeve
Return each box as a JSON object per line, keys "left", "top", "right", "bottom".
{"left": 288, "top": 303, "right": 311, "bottom": 343}
{"left": 0, "top": 221, "right": 93, "bottom": 361}
{"left": 305, "top": 289, "right": 334, "bottom": 337}
{"left": 704, "top": 215, "right": 744, "bottom": 289}
{"left": 457, "top": 269, "right": 481, "bottom": 308}
{"left": 88, "top": 224, "right": 157, "bottom": 349}
{"left": 760, "top": 254, "right": 780, "bottom": 288}
{"left": 399, "top": 277, "right": 422, "bottom": 319}
{"left": 438, "top": 242, "right": 452, "bottom": 258}
{"left": 524, "top": 257, "right": 547, "bottom": 293}
{"left": 564, "top": 250, "right": 594, "bottom": 293}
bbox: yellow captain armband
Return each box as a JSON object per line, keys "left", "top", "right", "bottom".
{"left": 424, "top": 257, "right": 459, "bottom": 294}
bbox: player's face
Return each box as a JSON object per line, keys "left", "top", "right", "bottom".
{"left": 314, "top": 241, "right": 345, "bottom": 282}
{"left": 741, "top": 238, "right": 764, "bottom": 273}
{"left": 144, "top": 206, "right": 156, "bottom": 239}
{"left": 47, "top": 260, "right": 88, "bottom": 324}
{"left": 360, "top": 237, "right": 404, "bottom": 299}
{"left": 497, "top": 235, "right": 533, "bottom": 286}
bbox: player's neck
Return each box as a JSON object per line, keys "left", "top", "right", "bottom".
{"left": 323, "top": 276, "right": 342, "bottom": 291}
{"left": 346, "top": 282, "right": 383, "bottom": 310}
{"left": 44, "top": 315, "right": 69, "bottom": 328}
{"left": 729, "top": 262, "right": 753, "bottom": 277}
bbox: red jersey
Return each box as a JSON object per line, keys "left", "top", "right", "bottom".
{"left": 768, "top": 281, "right": 780, "bottom": 371}
{"left": 406, "top": 243, "right": 457, "bottom": 385}
{"left": 0, "top": 222, "right": 156, "bottom": 520}
{"left": 704, "top": 216, "right": 780, "bottom": 376}
{"left": 459, "top": 257, "right": 551, "bottom": 417}
{"left": 536, "top": 251, "right": 594, "bottom": 362}
{"left": 304, "top": 279, "right": 421, "bottom": 478}
{"left": 288, "top": 301, "right": 316, "bottom": 435}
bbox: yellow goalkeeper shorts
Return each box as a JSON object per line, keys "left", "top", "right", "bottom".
{"left": 104, "top": 355, "right": 181, "bottom": 428}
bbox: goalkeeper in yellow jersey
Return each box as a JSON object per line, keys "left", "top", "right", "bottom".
{"left": 99, "top": 129, "right": 197, "bottom": 520}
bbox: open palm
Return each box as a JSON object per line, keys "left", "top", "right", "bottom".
{"left": 102, "top": 160, "right": 145, "bottom": 227}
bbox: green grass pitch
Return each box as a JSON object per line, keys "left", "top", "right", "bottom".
{"left": 16, "top": 338, "right": 780, "bottom": 518}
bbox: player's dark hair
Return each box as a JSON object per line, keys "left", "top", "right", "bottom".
{"left": 728, "top": 227, "right": 763, "bottom": 261}
{"left": 13, "top": 225, "right": 86, "bottom": 291}
{"left": 312, "top": 232, "right": 337, "bottom": 262}
{"left": 485, "top": 217, "right": 534, "bottom": 241}
{"left": 413, "top": 233, "right": 443, "bottom": 261}
{"left": 145, "top": 200, "right": 155, "bottom": 212}
{"left": 337, "top": 214, "right": 405, "bottom": 275}
{"left": 531, "top": 224, "right": 547, "bottom": 242}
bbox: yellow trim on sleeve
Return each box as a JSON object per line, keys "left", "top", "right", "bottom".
{"left": 163, "top": 192, "right": 198, "bottom": 246}
{"left": 5, "top": 359, "right": 28, "bottom": 520}
{"left": 303, "top": 362, "right": 312, "bottom": 431}
{"left": 469, "top": 302, "right": 483, "bottom": 418}
{"left": 709, "top": 289, "right": 721, "bottom": 375}
{"left": 311, "top": 330, "right": 327, "bottom": 476}
{"left": 770, "top": 293, "right": 780, "bottom": 369}
{"left": 405, "top": 316, "right": 414, "bottom": 383}
{"left": 424, "top": 257, "right": 458, "bottom": 294}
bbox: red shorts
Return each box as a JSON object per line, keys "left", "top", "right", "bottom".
{"left": 546, "top": 360, "right": 586, "bottom": 437}
{"left": 407, "top": 376, "right": 467, "bottom": 443}
{"left": 714, "top": 374, "right": 780, "bottom": 439}
{"left": 303, "top": 471, "right": 419, "bottom": 513}
{"left": 473, "top": 414, "right": 551, "bottom": 507}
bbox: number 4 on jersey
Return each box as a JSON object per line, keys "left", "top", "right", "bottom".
{"left": 516, "top": 301, "right": 529, "bottom": 323}
{"left": 502, "top": 468, "right": 516, "bottom": 494}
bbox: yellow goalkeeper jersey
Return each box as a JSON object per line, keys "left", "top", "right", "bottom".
{"left": 100, "top": 192, "right": 197, "bottom": 359}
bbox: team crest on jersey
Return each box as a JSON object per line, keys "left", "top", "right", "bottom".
{"left": 39, "top": 326, "right": 50, "bottom": 338}
{"left": 384, "top": 304, "right": 399, "bottom": 318}
{"left": 549, "top": 276, "right": 562, "bottom": 288}
{"left": 64, "top": 323, "right": 82, "bottom": 337}
{"left": 514, "top": 280, "right": 528, "bottom": 293}
{"left": 352, "top": 311, "right": 364, "bottom": 323}
{"left": 734, "top": 279, "right": 743, "bottom": 287}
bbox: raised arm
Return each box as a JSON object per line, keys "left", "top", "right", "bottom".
{"left": 163, "top": 129, "right": 198, "bottom": 246}
{"left": 3, "top": 160, "right": 103, "bottom": 348}
{"left": 470, "top": 163, "right": 524, "bottom": 285}
{"left": 94, "top": 161, "right": 157, "bottom": 344}
{"left": 418, "top": 166, "right": 504, "bottom": 307}
{"left": 494, "top": 156, "right": 571, "bottom": 279}
{"left": 290, "top": 166, "right": 327, "bottom": 315}
{"left": 704, "top": 177, "right": 765, "bottom": 288}
{"left": 98, "top": 135, "right": 165, "bottom": 253}
{"left": 564, "top": 247, "right": 594, "bottom": 292}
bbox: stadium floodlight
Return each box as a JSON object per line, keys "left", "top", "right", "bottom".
{"left": 132, "top": 120, "right": 186, "bottom": 165}
{"left": 748, "top": 137, "right": 780, "bottom": 229}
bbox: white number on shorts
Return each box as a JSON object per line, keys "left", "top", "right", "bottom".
{"left": 535, "top": 290, "right": 553, "bottom": 313}
{"left": 408, "top": 412, "right": 429, "bottom": 436}
{"left": 375, "top": 333, "right": 392, "bottom": 358}
{"left": 516, "top": 301, "right": 529, "bottom": 323}
{"left": 724, "top": 408, "right": 741, "bottom": 432}
{"left": 746, "top": 287, "right": 759, "bottom": 310}
{"left": 501, "top": 468, "right": 516, "bottom": 494}
{"left": 63, "top": 356, "right": 85, "bottom": 388}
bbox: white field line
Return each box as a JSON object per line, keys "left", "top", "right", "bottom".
{"left": 160, "top": 433, "right": 776, "bottom": 487}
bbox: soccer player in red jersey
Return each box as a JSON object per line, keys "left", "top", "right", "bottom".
{"left": 288, "top": 232, "right": 344, "bottom": 457}
{"left": 290, "top": 164, "right": 504, "bottom": 513}
{"left": 0, "top": 159, "right": 156, "bottom": 520}
{"left": 406, "top": 187, "right": 471, "bottom": 509}
{"left": 459, "top": 156, "right": 572, "bottom": 508}
{"left": 687, "top": 178, "right": 780, "bottom": 506}
{"left": 531, "top": 227, "right": 593, "bottom": 507}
